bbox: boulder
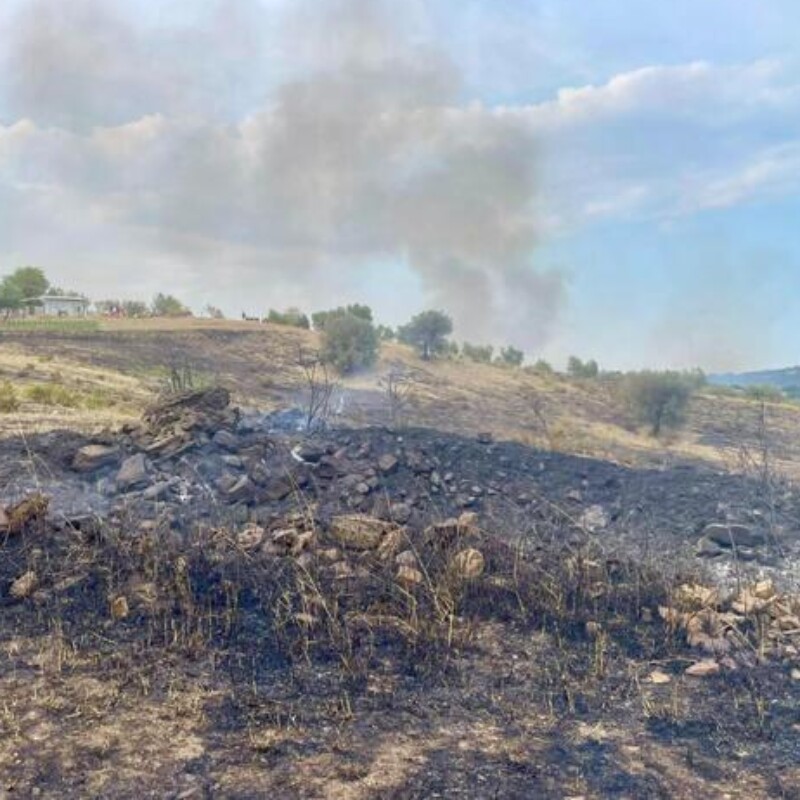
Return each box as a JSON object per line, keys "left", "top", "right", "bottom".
{"left": 72, "top": 444, "right": 120, "bottom": 472}
{"left": 696, "top": 537, "right": 725, "bottom": 558}
{"left": 226, "top": 475, "right": 255, "bottom": 504}
{"left": 685, "top": 660, "right": 721, "bottom": 678}
{"left": 378, "top": 454, "right": 399, "bottom": 475}
{"left": 212, "top": 429, "right": 240, "bottom": 451}
{"left": 116, "top": 453, "right": 149, "bottom": 491}
{"left": 9, "top": 570, "right": 38, "bottom": 600}
{"left": 703, "top": 523, "right": 767, "bottom": 549}
{"left": 330, "top": 514, "right": 397, "bottom": 550}
{"left": 449, "top": 548, "right": 485, "bottom": 580}
{"left": 389, "top": 502, "right": 412, "bottom": 524}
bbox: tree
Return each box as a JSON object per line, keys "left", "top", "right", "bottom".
{"left": 398, "top": 310, "right": 453, "bottom": 360}
{"left": 622, "top": 371, "right": 693, "bottom": 437}
{"left": 462, "top": 342, "right": 494, "bottom": 363}
{"left": 497, "top": 346, "right": 524, "bottom": 367}
{"left": 567, "top": 356, "right": 599, "bottom": 379}
{"left": 204, "top": 304, "right": 225, "bottom": 320}
{"left": 151, "top": 293, "right": 192, "bottom": 317}
{"left": 321, "top": 312, "right": 379, "bottom": 374}
{"left": 5, "top": 266, "right": 49, "bottom": 300}
{"left": 312, "top": 304, "right": 373, "bottom": 331}
{"left": 0, "top": 278, "right": 24, "bottom": 318}
{"left": 376, "top": 324, "right": 396, "bottom": 341}
{"left": 267, "top": 307, "right": 310, "bottom": 328}
{"left": 123, "top": 300, "right": 149, "bottom": 318}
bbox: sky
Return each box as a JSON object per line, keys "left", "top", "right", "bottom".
{"left": 2, "top": 0, "right": 800, "bottom": 370}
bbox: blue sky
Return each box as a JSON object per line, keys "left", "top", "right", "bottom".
{"left": 2, "top": 0, "right": 800, "bottom": 370}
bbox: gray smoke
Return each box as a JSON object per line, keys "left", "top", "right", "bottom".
{"left": 1, "top": 0, "right": 564, "bottom": 349}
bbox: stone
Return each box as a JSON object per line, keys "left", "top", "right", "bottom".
{"left": 72, "top": 444, "right": 120, "bottom": 472}
{"left": 685, "top": 660, "right": 721, "bottom": 678}
{"left": 752, "top": 580, "right": 776, "bottom": 600}
{"left": 395, "top": 549, "right": 418, "bottom": 568}
{"left": 389, "top": 502, "right": 412, "bottom": 524}
{"left": 221, "top": 455, "right": 244, "bottom": 469}
{"left": 9, "top": 570, "right": 38, "bottom": 600}
{"left": 116, "top": 453, "right": 149, "bottom": 491}
{"left": 395, "top": 565, "right": 424, "bottom": 587}
{"left": 110, "top": 595, "right": 129, "bottom": 620}
{"left": 649, "top": 670, "right": 672, "bottom": 685}
{"left": 5, "top": 494, "right": 49, "bottom": 535}
{"left": 261, "top": 476, "right": 295, "bottom": 502}
{"left": 212, "top": 429, "right": 240, "bottom": 451}
{"left": 355, "top": 482, "right": 371, "bottom": 496}
{"left": 0, "top": 506, "right": 9, "bottom": 532}
{"left": 226, "top": 475, "right": 255, "bottom": 504}
{"left": 378, "top": 454, "right": 399, "bottom": 475}
{"left": 143, "top": 480, "right": 174, "bottom": 502}
{"left": 696, "top": 537, "right": 725, "bottom": 558}
{"left": 377, "top": 528, "right": 405, "bottom": 560}
{"left": 580, "top": 505, "right": 608, "bottom": 533}
{"left": 791, "top": 668, "right": 800, "bottom": 682}
{"left": 477, "top": 432, "right": 493, "bottom": 444}
{"left": 295, "top": 443, "right": 327, "bottom": 464}
{"left": 449, "top": 548, "right": 485, "bottom": 580}
{"left": 703, "top": 523, "right": 767, "bottom": 549}
{"left": 237, "top": 524, "right": 266, "bottom": 550}
{"left": 330, "top": 514, "right": 396, "bottom": 550}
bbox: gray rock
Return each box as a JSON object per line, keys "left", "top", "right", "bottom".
{"left": 389, "top": 502, "right": 412, "bottom": 524}
{"left": 72, "top": 444, "right": 120, "bottom": 473}
{"left": 213, "top": 429, "right": 240, "bottom": 451}
{"left": 226, "top": 475, "right": 255, "bottom": 504}
{"left": 378, "top": 454, "right": 399, "bottom": 475}
{"left": 704, "top": 523, "right": 767, "bottom": 549}
{"left": 116, "top": 453, "right": 149, "bottom": 491}
{"left": 696, "top": 536, "right": 725, "bottom": 558}
{"left": 143, "top": 480, "right": 175, "bottom": 502}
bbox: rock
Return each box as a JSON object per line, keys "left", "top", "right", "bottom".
{"left": 649, "top": 670, "right": 672, "bottom": 685}
{"left": 752, "top": 580, "right": 776, "bottom": 600}
{"left": 237, "top": 524, "right": 266, "bottom": 550}
{"left": 389, "top": 502, "right": 412, "bottom": 524}
{"left": 110, "top": 595, "right": 129, "bottom": 620}
{"left": 703, "top": 523, "right": 767, "bottom": 549}
{"left": 395, "top": 549, "right": 418, "bottom": 568}
{"left": 449, "top": 548, "right": 485, "bottom": 580}
{"left": 685, "top": 660, "right": 721, "bottom": 678}
{"left": 477, "top": 432, "right": 493, "bottom": 444}
{"left": 355, "top": 482, "right": 371, "bottom": 496}
{"left": 330, "top": 514, "right": 397, "bottom": 550}
{"left": 212, "top": 429, "right": 240, "bottom": 451}
{"left": 116, "top": 453, "right": 149, "bottom": 491}
{"left": 143, "top": 480, "right": 175, "bottom": 502}
{"left": 696, "top": 537, "right": 725, "bottom": 558}
{"left": 295, "top": 443, "right": 327, "bottom": 464}
{"left": 5, "top": 494, "right": 49, "bottom": 535}
{"left": 0, "top": 506, "right": 8, "bottom": 532}
{"left": 72, "top": 444, "right": 120, "bottom": 472}
{"left": 261, "top": 476, "right": 295, "bottom": 502}
{"left": 226, "top": 475, "right": 255, "bottom": 504}
{"left": 378, "top": 528, "right": 405, "bottom": 560}
{"left": 791, "top": 668, "right": 800, "bottom": 682}
{"left": 579, "top": 504, "right": 608, "bottom": 532}
{"left": 221, "top": 455, "right": 244, "bottom": 469}
{"left": 378, "top": 453, "right": 399, "bottom": 475}
{"left": 9, "top": 570, "right": 38, "bottom": 600}
{"left": 395, "top": 565, "right": 424, "bottom": 587}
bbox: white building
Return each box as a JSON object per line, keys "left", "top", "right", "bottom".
{"left": 26, "top": 295, "right": 90, "bottom": 317}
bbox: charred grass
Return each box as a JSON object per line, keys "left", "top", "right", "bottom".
{"left": 0, "top": 494, "right": 797, "bottom": 798}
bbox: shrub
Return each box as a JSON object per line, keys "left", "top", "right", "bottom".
{"left": 567, "top": 356, "right": 599, "bottom": 379}
{"left": 497, "top": 346, "right": 524, "bottom": 367}
{"left": 312, "top": 304, "right": 373, "bottom": 331}
{"left": 321, "top": 313, "right": 379, "bottom": 374}
{"left": 398, "top": 310, "right": 453, "bottom": 360}
{"left": 462, "top": 342, "right": 494, "bottom": 363}
{"left": 621, "top": 371, "right": 693, "bottom": 436}
{"left": 151, "top": 293, "right": 192, "bottom": 317}
{"left": 0, "top": 382, "right": 19, "bottom": 412}
{"left": 267, "top": 307, "right": 310, "bottom": 329}
{"left": 744, "top": 384, "right": 784, "bottom": 403}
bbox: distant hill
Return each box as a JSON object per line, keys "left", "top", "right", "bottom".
{"left": 709, "top": 366, "right": 800, "bottom": 393}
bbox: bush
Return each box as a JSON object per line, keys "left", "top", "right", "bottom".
{"left": 621, "top": 371, "right": 694, "bottom": 436}
{"left": 151, "top": 293, "right": 192, "bottom": 318}
{"left": 462, "top": 343, "right": 494, "bottom": 363}
{"left": 0, "top": 382, "right": 19, "bottom": 412}
{"left": 321, "top": 313, "right": 379, "bottom": 374}
{"left": 744, "top": 384, "right": 784, "bottom": 403}
{"left": 497, "top": 346, "right": 524, "bottom": 367}
{"left": 567, "top": 356, "right": 599, "bottom": 379}
{"left": 267, "top": 308, "right": 310, "bottom": 329}
{"left": 398, "top": 310, "right": 453, "bottom": 360}
{"left": 312, "top": 304, "right": 373, "bottom": 331}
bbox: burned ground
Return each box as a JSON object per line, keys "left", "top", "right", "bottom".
{"left": 0, "top": 387, "right": 799, "bottom": 798}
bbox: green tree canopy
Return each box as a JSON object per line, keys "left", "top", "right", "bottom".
{"left": 321, "top": 312, "right": 379, "bottom": 374}
{"left": 398, "top": 310, "right": 453, "bottom": 360}
{"left": 4, "top": 266, "right": 49, "bottom": 300}
{"left": 151, "top": 293, "right": 192, "bottom": 317}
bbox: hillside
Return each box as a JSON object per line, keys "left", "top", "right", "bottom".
{"left": 3, "top": 318, "right": 800, "bottom": 477}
